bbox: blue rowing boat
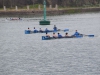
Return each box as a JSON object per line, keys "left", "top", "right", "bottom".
{"left": 42, "top": 35, "right": 94, "bottom": 40}
{"left": 25, "top": 29, "right": 69, "bottom": 34}
{"left": 42, "top": 36, "right": 82, "bottom": 40}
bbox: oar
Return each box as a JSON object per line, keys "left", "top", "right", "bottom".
{"left": 25, "top": 30, "right": 31, "bottom": 34}
{"left": 53, "top": 29, "right": 61, "bottom": 32}
{"left": 64, "top": 29, "right": 69, "bottom": 32}
{"left": 53, "top": 29, "right": 69, "bottom": 32}
{"left": 83, "top": 34, "right": 94, "bottom": 37}
{"left": 57, "top": 29, "right": 69, "bottom": 32}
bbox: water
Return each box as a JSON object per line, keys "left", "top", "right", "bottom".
{"left": 0, "top": 12, "right": 100, "bottom": 75}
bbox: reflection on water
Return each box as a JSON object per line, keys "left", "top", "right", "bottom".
{"left": 0, "top": 12, "right": 100, "bottom": 75}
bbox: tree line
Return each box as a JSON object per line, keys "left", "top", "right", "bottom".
{"left": 0, "top": 0, "right": 100, "bottom": 8}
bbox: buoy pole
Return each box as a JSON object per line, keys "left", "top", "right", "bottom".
{"left": 43, "top": 0, "right": 46, "bottom": 21}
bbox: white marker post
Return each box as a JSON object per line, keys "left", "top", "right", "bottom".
{"left": 4, "top": 6, "right": 6, "bottom": 11}
{"left": 15, "top": 6, "right": 18, "bottom": 11}
{"left": 49, "top": 5, "right": 52, "bottom": 9}
{"left": 38, "top": 5, "right": 41, "bottom": 10}
{"left": 27, "top": 5, "right": 29, "bottom": 10}
{"left": 55, "top": 4, "right": 58, "bottom": 10}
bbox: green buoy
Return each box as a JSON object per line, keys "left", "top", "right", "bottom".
{"left": 39, "top": 0, "right": 50, "bottom": 25}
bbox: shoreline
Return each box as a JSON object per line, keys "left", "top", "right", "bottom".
{"left": 0, "top": 7, "right": 100, "bottom": 17}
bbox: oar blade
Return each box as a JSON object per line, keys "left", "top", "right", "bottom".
{"left": 88, "top": 35, "right": 94, "bottom": 37}
{"left": 25, "top": 30, "right": 31, "bottom": 34}
{"left": 42, "top": 36, "right": 50, "bottom": 40}
{"left": 64, "top": 29, "right": 69, "bottom": 32}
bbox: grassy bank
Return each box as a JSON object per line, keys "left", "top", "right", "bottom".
{"left": 0, "top": 4, "right": 100, "bottom": 11}
{"left": 0, "top": 5, "right": 100, "bottom": 17}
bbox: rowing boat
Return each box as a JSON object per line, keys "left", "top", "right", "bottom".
{"left": 6, "top": 18, "right": 22, "bottom": 21}
{"left": 10, "top": 18, "right": 22, "bottom": 20}
{"left": 42, "top": 35, "right": 94, "bottom": 40}
{"left": 42, "top": 36, "right": 82, "bottom": 40}
{"left": 25, "top": 29, "right": 69, "bottom": 34}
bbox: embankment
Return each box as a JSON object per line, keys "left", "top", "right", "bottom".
{"left": 0, "top": 7, "right": 100, "bottom": 17}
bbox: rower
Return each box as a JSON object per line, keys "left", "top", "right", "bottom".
{"left": 10, "top": 18, "right": 12, "bottom": 20}
{"left": 39, "top": 28, "right": 43, "bottom": 32}
{"left": 65, "top": 32, "right": 73, "bottom": 38}
{"left": 73, "top": 30, "right": 82, "bottom": 36}
{"left": 53, "top": 33, "right": 57, "bottom": 38}
{"left": 53, "top": 25, "right": 57, "bottom": 31}
{"left": 46, "top": 32, "right": 50, "bottom": 37}
{"left": 28, "top": 27, "right": 30, "bottom": 31}
{"left": 33, "top": 27, "right": 38, "bottom": 33}
{"left": 19, "top": 17, "right": 22, "bottom": 20}
{"left": 45, "top": 28, "right": 49, "bottom": 32}
{"left": 65, "top": 32, "right": 69, "bottom": 37}
{"left": 28, "top": 27, "right": 29, "bottom": 30}
{"left": 58, "top": 33, "right": 62, "bottom": 38}
{"left": 26, "top": 27, "right": 31, "bottom": 33}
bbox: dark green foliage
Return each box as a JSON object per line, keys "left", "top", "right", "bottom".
{"left": 0, "top": 0, "right": 100, "bottom": 8}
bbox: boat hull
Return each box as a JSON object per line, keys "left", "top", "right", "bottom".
{"left": 42, "top": 36, "right": 83, "bottom": 40}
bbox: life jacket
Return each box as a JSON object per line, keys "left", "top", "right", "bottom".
{"left": 34, "top": 30, "right": 38, "bottom": 33}
{"left": 45, "top": 29, "right": 49, "bottom": 32}
{"left": 58, "top": 34, "right": 62, "bottom": 38}
{"left": 53, "top": 27, "right": 57, "bottom": 31}
{"left": 74, "top": 32, "right": 80, "bottom": 36}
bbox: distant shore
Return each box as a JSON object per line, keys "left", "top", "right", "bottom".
{"left": 0, "top": 7, "right": 100, "bottom": 17}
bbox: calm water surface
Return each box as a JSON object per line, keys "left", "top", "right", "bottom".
{"left": 0, "top": 12, "right": 100, "bottom": 75}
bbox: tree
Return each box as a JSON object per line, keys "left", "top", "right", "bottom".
{"left": 0, "top": 0, "right": 100, "bottom": 8}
